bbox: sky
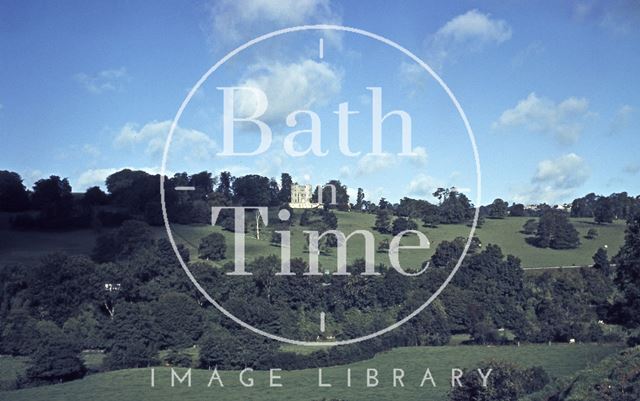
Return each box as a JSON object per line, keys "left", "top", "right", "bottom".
{"left": 1, "top": 0, "right": 639, "bottom": 206}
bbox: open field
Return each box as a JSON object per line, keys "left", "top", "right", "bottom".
{"left": 0, "top": 343, "right": 622, "bottom": 401}
{"left": 0, "top": 212, "right": 627, "bottom": 268}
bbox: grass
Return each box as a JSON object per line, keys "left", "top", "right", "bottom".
{"left": 0, "top": 343, "right": 622, "bottom": 401}
{"left": 0, "top": 355, "right": 28, "bottom": 390}
{"left": 168, "top": 213, "right": 627, "bottom": 269}
{"left": 0, "top": 213, "right": 627, "bottom": 269}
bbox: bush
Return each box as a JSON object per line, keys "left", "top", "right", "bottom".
{"left": 164, "top": 350, "right": 193, "bottom": 368}
{"left": 198, "top": 232, "right": 226, "bottom": 260}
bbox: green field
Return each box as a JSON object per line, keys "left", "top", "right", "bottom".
{"left": 0, "top": 344, "right": 622, "bottom": 401}
{"left": 0, "top": 212, "right": 626, "bottom": 268}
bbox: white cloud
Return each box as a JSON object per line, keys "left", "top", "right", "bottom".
{"left": 493, "top": 92, "right": 592, "bottom": 144}
{"left": 608, "top": 104, "right": 633, "bottom": 135}
{"left": 75, "top": 67, "right": 130, "bottom": 94}
{"left": 407, "top": 174, "right": 440, "bottom": 198}
{"left": 515, "top": 153, "right": 590, "bottom": 203}
{"left": 207, "top": 0, "right": 341, "bottom": 46}
{"left": 233, "top": 60, "right": 342, "bottom": 124}
{"left": 114, "top": 120, "right": 216, "bottom": 160}
{"left": 356, "top": 152, "right": 395, "bottom": 175}
{"left": 342, "top": 146, "right": 427, "bottom": 178}
{"left": 398, "top": 61, "right": 430, "bottom": 93}
{"left": 401, "top": 146, "right": 428, "bottom": 166}
{"left": 427, "top": 9, "right": 512, "bottom": 68}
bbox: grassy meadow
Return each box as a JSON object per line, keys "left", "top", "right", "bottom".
{"left": 0, "top": 343, "right": 623, "bottom": 401}
{"left": 0, "top": 211, "right": 627, "bottom": 269}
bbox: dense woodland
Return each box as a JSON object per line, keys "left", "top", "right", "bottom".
{"left": 1, "top": 169, "right": 640, "bottom": 397}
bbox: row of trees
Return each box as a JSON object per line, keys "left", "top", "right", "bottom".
{"left": 4, "top": 208, "right": 639, "bottom": 388}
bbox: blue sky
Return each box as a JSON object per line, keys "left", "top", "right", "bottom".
{"left": 1, "top": 0, "right": 639, "bottom": 206}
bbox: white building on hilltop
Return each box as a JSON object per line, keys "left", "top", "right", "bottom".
{"left": 289, "top": 184, "right": 323, "bottom": 209}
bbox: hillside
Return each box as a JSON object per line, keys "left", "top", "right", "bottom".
{"left": 0, "top": 343, "right": 622, "bottom": 401}
{"left": 0, "top": 212, "right": 626, "bottom": 269}
{"left": 523, "top": 346, "right": 640, "bottom": 401}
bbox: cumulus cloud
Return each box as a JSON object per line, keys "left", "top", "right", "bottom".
{"left": 342, "top": 146, "right": 427, "bottom": 178}
{"left": 493, "top": 92, "right": 592, "bottom": 144}
{"left": 207, "top": 0, "right": 341, "bottom": 46}
{"left": 232, "top": 60, "right": 342, "bottom": 125}
{"left": 515, "top": 153, "right": 590, "bottom": 203}
{"left": 75, "top": 67, "right": 130, "bottom": 94}
{"left": 401, "top": 146, "right": 428, "bottom": 166}
{"left": 398, "top": 61, "right": 430, "bottom": 93}
{"left": 427, "top": 9, "right": 512, "bottom": 68}
{"left": 114, "top": 120, "right": 216, "bottom": 160}
{"left": 356, "top": 152, "right": 396, "bottom": 175}
{"left": 608, "top": 104, "right": 633, "bottom": 136}
{"left": 407, "top": 174, "right": 440, "bottom": 198}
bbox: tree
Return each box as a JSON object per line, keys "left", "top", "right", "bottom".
{"left": 26, "top": 254, "right": 100, "bottom": 325}
{"left": 391, "top": 217, "right": 418, "bottom": 235}
{"left": 594, "top": 196, "right": 614, "bottom": 224}
{"left": 31, "top": 175, "right": 74, "bottom": 226}
{"left": 103, "top": 303, "right": 159, "bottom": 369}
{"left": 25, "top": 322, "right": 86, "bottom": 384}
{"left": 434, "top": 187, "right": 473, "bottom": 224}
{"left": 571, "top": 192, "right": 598, "bottom": 217}
{"left": 533, "top": 209, "right": 580, "bottom": 249}
{"left": 82, "top": 186, "right": 108, "bottom": 206}
{"left": 92, "top": 220, "right": 154, "bottom": 263}
{"left": 232, "top": 174, "right": 272, "bottom": 206}
{"left": 279, "top": 173, "right": 292, "bottom": 204}
{"left": 314, "top": 180, "right": 350, "bottom": 210}
{"left": 321, "top": 210, "right": 338, "bottom": 230}
{"left": 450, "top": 360, "right": 549, "bottom": 401}
{"left": 374, "top": 210, "right": 392, "bottom": 234}
{"left": 488, "top": 198, "right": 508, "bottom": 219}
{"left": 198, "top": 232, "right": 226, "bottom": 260}
{"left": 509, "top": 203, "right": 525, "bottom": 217}
{"left": 613, "top": 213, "right": 640, "bottom": 328}
{"left": 0, "top": 170, "right": 30, "bottom": 212}
{"left": 152, "top": 292, "right": 203, "bottom": 348}
{"left": 216, "top": 171, "right": 234, "bottom": 202}
{"left": 522, "top": 219, "right": 538, "bottom": 235}
{"left": 355, "top": 188, "right": 365, "bottom": 211}
{"left": 593, "top": 247, "right": 611, "bottom": 277}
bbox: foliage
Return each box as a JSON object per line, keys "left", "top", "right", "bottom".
{"left": 488, "top": 198, "right": 508, "bottom": 219}
{"left": 374, "top": 210, "right": 392, "bottom": 234}
{"left": 613, "top": 212, "right": 640, "bottom": 328}
{"left": 391, "top": 216, "right": 418, "bottom": 235}
{"left": 23, "top": 322, "right": 86, "bottom": 385}
{"left": 0, "top": 170, "right": 30, "bottom": 212}
{"left": 532, "top": 209, "right": 580, "bottom": 249}
{"left": 450, "top": 360, "right": 549, "bottom": 401}
{"left": 198, "top": 232, "right": 226, "bottom": 261}
{"left": 522, "top": 219, "right": 538, "bottom": 235}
